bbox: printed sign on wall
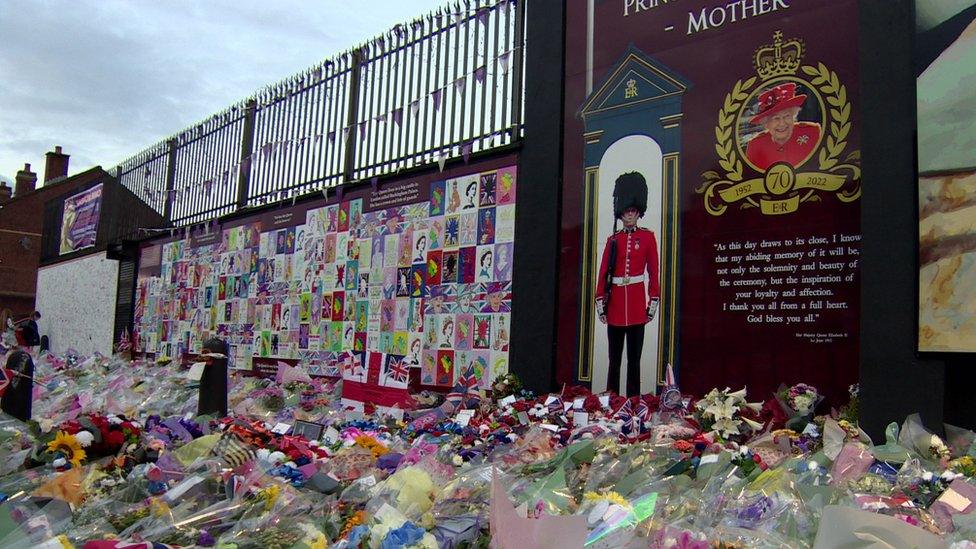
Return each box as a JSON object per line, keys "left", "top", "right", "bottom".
{"left": 60, "top": 183, "right": 103, "bottom": 255}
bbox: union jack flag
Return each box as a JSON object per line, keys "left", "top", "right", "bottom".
{"left": 457, "top": 364, "right": 480, "bottom": 395}
{"left": 615, "top": 400, "right": 640, "bottom": 438}
{"left": 441, "top": 391, "right": 464, "bottom": 414}
{"left": 440, "top": 364, "right": 478, "bottom": 414}
{"left": 635, "top": 399, "right": 652, "bottom": 424}
{"left": 0, "top": 368, "right": 12, "bottom": 397}
{"left": 386, "top": 357, "right": 410, "bottom": 383}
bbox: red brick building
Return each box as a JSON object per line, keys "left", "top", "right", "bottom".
{"left": 0, "top": 147, "right": 108, "bottom": 318}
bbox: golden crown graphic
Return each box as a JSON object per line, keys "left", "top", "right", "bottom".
{"left": 753, "top": 31, "right": 804, "bottom": 80}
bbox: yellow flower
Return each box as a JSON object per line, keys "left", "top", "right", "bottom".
{"left": 258, "top": 485, "right": 281, "bottom": 512}
{"left": 354, "top": 435, "right": 389, "bottom": 458}
{"left": 47, "top": 431, "right": 86, "bottom": 468}
{"left": 583, "top": 490, "right": 631, "bottom": 509}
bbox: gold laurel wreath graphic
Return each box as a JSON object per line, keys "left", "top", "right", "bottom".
{"left": 802, "top": 63, "right": 848, "bottom": 170}
{"left": 802, "top": 62, "right": 861, "bottom": 202}
{"left": 715, "top": 76, "right": 756, "bottom": 183}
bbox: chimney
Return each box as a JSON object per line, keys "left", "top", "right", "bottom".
{"left": 44, "top": 145, "right": 70, "bottom": 183}
{"left": 0, "top": 182, "right": 11, "bottom": 204}
{"left": 14, "top": 164, "right": 37, "bottom": 197}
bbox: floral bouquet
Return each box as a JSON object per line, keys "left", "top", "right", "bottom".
{"left": 490, "top": 372, "right": 524, "bottom": 400}
{"left": 692, "top": 387, "right": 764, "bottom": 442}
{"left": 775, "top": 383, "right": 823, "bottom": 430}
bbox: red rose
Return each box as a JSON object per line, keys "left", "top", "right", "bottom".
{"left": 104, "top": 431, "right": 125, "bottom": 448}
{"left": 759, "top": 398, "right": 788, "bottom": 432}
{"left": 641, "top": 394, "right": 660, "bottom": 412}
{"left": 582, "top": 395, "right": 602, "bottom": 412}
{"left": 608, "top": 394, "right": 627, "bottom": 411}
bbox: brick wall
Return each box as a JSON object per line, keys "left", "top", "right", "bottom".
{"left": 0, "top": 167, "right": 106, "bottom": 316}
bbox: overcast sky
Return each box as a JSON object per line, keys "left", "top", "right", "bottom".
{"left": 0, "top": 0, "right": 441, "bottom": 187}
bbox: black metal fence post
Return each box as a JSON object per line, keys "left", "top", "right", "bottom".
{"left": 163, "top": 138, "right": 178, "bottom": 222}
{"left": 237, "top": 99, "right": 258, "bottom": 209}
{"left": 343, "top": 50, "right": 363, "bottom": 183}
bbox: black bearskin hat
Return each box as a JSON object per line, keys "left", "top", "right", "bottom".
{"left": 613, "top": 172, "right": 648, "bottom": 219}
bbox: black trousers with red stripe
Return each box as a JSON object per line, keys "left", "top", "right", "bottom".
{"left": 607, "top": 324, "right": 644, "bottom": 396}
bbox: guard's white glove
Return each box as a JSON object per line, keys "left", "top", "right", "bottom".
{"left": 596, "top": 299, "right": 607, "bottom": 324}
{"left": 647, "top": 298, "right": 659, "bottom": 321}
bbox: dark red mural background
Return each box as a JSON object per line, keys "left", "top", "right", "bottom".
{"left": 559, "top": 0, "right": 861, "bottom": 404}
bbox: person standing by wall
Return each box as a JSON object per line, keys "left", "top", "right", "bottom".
{"left": 21, "top": 311, "right": 41, "bottom": 352}
{"left": 1, "top": 351, "right": 34, "bottom": 421}
{"left": 197, "top": 337, "right": 228, "bottom": 417}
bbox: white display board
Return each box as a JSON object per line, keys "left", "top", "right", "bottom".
{"left": 36, "top": 251, "right": 118, "bottom": 356}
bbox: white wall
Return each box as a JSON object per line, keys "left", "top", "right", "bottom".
{"left": 36, "top": 251, "right": 119, "bottom": 356}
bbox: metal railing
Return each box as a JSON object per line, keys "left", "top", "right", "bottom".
{"left": 115, "top": 0, "right": 524, "bottom": 227}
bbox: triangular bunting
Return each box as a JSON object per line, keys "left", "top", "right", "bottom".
{"left": 431, "top": 88, "right": 443, "bottom": 111}
{"left": 498, "top": 51, "right": 512, "bottom": 74}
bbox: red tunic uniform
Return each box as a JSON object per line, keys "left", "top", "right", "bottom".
{"left": 745, "top": 122, "right": 821, "bottom": 171}
{"left": 596, "top": 227, "right": 660, "bottom": 327}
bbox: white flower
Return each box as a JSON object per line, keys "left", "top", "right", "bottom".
{"left": 727, "top": 387, "right": 747, "bottom": 401}
{"left": 807, "top": 461, "right": 819, "bottom": 472}
{"left": 704, "top": 397, "right": 737, "bottom": 420}
{"left": 108, "top": 415, "right": 123, "bottom": 425}
{"left": 923, "top": 471, "right": 934, "bottom": 482}
{"left": 452, "top": 455, "right": 464, "bottom": 466}
{"left": 793, "top": 394, "right": 814, "bottom": 413}
{"left": 712, "top": 417, "right": 741, "bottom": 437}
{"left": 743, "top": 401, "right": 764, "bottom": 413}
{"left": 75, "top": 431, "right": 95, "bottom": 448}
{"left": 38, "top": 418, "right": 54, "bottom": 434}
{"left": 741, "top": 417, "right": 765, "bottom": 433}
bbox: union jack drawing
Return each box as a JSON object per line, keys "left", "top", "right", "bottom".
{"left": 385, "top": 356, "right": 410, "bottom": 383}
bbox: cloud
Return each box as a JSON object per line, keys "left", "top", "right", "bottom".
{"left": 0, "top": 0, "right": 441, "bottom": 185}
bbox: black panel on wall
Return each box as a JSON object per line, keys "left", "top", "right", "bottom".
{"left": 858, "top": 0, "right": 946, "bottom": 439}
{"left": 509, "top": 0, "right": 565, "bottom": 394}
{"left": 114, "top": 257, "right": 136, "bottom": 348}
